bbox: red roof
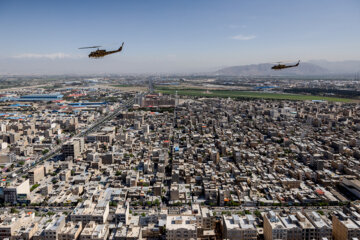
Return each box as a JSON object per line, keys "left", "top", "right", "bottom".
{"left": 68, "top": 93, "right": 85, "bottom": 97}
{"left": 315, "top": 189, "right": 324, "bottom": 195}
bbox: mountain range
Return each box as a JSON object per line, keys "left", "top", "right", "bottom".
{"left": 215, "top": 60, "right": 360, "bottom": 76}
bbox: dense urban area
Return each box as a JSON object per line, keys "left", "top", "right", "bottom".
{"left": 0, "top": 75, "right": 359, "bottom": 240}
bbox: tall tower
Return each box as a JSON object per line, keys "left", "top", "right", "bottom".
{"left": 175, "top": 90, "right": 179, "bottom": 107}
{"left": 148, "top": 78, "right": 154, "bottom": 93}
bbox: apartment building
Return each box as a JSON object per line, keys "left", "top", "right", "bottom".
{"left": 223, "top": 214, "right": 257, "bottom": 240}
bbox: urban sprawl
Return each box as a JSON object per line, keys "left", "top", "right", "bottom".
{"left": 0, "top": 76, "right": 359, "bottom": 240}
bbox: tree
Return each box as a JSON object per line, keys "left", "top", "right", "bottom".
{"left": 254, "top": 210, "right": 262, "bottom": 218}
{"left": 30, "top": 184, "right": 40, "bottom": 192}
{"left": 10, "top": 208, "right": 18, "bottom": 214}
{"left": 317, "top": 210, "right": 324, "bottom": 215}
{"left": 42, "top": 149, "right": 49, "bottom": 155}
{"left": 47, "top": 211, "right": 55, "bottom": 216}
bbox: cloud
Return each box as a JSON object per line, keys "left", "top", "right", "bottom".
{"left": 13, "top": 53, "right": 80, "bottom": 60}
{"left": 231, "top": 34, "right": 256, "bottom": 40}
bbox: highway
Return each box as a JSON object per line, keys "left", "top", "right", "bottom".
{"left": 8, "top": 98, "right": 135, "bottom": 182}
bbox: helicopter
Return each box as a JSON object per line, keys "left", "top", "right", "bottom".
{"left": 79, "top": 42, "right": 124, "bottom": 58}
{"left": 271, "top": 60, "right": 300, "bottom": 70}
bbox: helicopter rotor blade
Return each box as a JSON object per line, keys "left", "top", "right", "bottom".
{"left": 274, "top": 60, "right": 298, "bottom": 64}
{"left": 78, "top": 46, "right": 101, "bottom": 49}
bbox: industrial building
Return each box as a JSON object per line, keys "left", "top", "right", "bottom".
{"left": 17, "top": 94, "right": 64, "bottom": 101}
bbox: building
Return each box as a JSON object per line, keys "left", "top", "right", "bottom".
{"left": 263, "top": 211, "right": 288, "bottom": 240}
{"left": 68, "top": 102, "right": 107, "bottom": 107}
{"left": 73, "top": 137, "right": 85, "bottom": 155}
{"left": 115, "top": 203, "right": 129, "bottom": 224}
{"left": 305, "top": 211, "right": 332, "bottom": 240}
{"left": 140, "top": 93, "right": 175, "bottom": 108}
{"left": 153, "top": 182, "right": 162, "bottom": 196}
{"left": 200, "top": 207, "right": 215, "bottom": 231}
{"left": 59, "top": 170, "right": 71, "bottom": 182}
{"left": 58, "top": 221, "right": 83, "bottom": 240}
{"left": 223, "top": 214, "right": 257, "bottom": 240}
{"left": 28, "top": 165, "right": 45, "bottom": 185}
{"left": 0, "top": 153, "right": 15, "bottom": 163}
{"left": 3, "top": 179, "right": 30, "bottom": 204}
{"left": 71, "top": 200, "right": 109, "bottom": 224}
{"left": 264, "top": 211, "right": 319, "bottom": 240}
{"left": 86, "top": 132, "right": 114, "bottom": 143}
{"left": 166, "top": 215, "right": 197, "bottom": 240}
{"left": 80, "top": 221, "right": 109, "bottom": 240}
{"left": 295, "top": 212, "right": 316, "bottom": 240}
{"left": 17, "top": 93, "right": 64, "bottom": 102}
{"left": 340, "top": 179, "right": 360, "bottom": 199}
{"left": 0, "top": 213, "right": 35, "bottom": 239}
{"left": 43, "top": 215, "right": 66, "bottom": 240}
{"left": 62, "top": 140, "right": 81, "bottom": 160}
{"left": 170, "top": 184, "right": 179, "bottom": 201}
{"left": 332, "top": 211, "right": 360, "bottom": 240}
{"left": 278, "top": 214, "right": 302, "bottom": 240}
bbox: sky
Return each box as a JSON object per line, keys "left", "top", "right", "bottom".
{"left": 0, "top": 0, "right": 359, "bottom": 74}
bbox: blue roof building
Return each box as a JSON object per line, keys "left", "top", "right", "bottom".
{"left": 68, "top": 102, "right": 107, "bottom": 107}
{"left": 17, "top": 94, "right": 63, "bottom": 101}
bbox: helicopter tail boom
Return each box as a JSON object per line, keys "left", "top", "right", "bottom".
{"left": 118, "top": 42, "right": 124, "bottom": 51}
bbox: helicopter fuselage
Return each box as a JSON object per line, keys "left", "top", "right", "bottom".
{"left": 271, "top": 61, "right": 300, "bottom": 70}
{"left": 87, "top": 43, "right": 124, "bottom": 58}
{"left": 89, "top": 49, "right": 118, "bottom": 58}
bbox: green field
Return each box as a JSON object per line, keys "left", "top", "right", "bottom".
{"left": 156, "top": 88, "right": 353, "bottom": 102}
{"left": 111, "top": 84, "right": 135, "bottom": 88}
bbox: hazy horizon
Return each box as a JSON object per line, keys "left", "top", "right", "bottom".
{"left": 1, "top": 58, "right": 360, "bottom": 76}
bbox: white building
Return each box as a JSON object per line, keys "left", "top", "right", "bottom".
{"left": 223, "top": 214, "right": 257, "bottom": 240}
{"left": 166, "top": 215, "right": 197, "bottom": 240}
